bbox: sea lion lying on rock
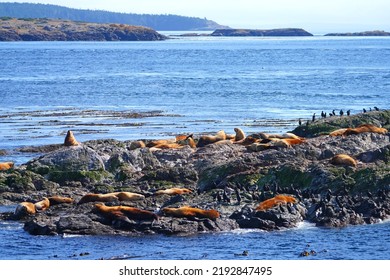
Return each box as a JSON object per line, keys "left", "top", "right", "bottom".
{"left": 34, "top": 197, "right": 50, "bottom": 211}
{"left": 162, "top": 206, "right": 220, "bottom": 220}
{"left": 154, "top": 187, "right": 192, "bottom": 196}
{"left": 256, "top": 194, "right": 298, "bottom": 211}
{"left": 197, "top": 130, "right": 227, "bottom": 147}
{"left": 94, "top": 203, "right": 158, "bottom": 221}
{"left": 330, "top": 124, "right": 388, "bottom": 137}
{"left": 48, "top": 196, "right": 74, "bottom": 206}
{"left": 0, "top": 162, "right": 14, "bottom": 171}
{"left": 330, "top": 154, "right": 357, "bottom": 167}
{"left": 78, "top": 191, "right": 145, "bottom": 204}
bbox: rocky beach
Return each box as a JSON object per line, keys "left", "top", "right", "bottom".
{"left": 0, "top": 110, "right": 389, "bottom": 237}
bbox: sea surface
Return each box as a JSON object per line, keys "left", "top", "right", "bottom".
{"left": 0, "top": 35, "right": 389, "bottom": 260}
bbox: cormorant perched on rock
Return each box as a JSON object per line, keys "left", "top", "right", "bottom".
{"left": 312, "top": 113, "right": 316, "bottom": 122}
{"left": 363, "top": 108, "right": 367, "bottom": 113}
{"left": 332, "top": 109, "right": 335, "bottom": 116}
{"left": 235, "top": 188, "right": 241, "bottom": 204}
{"left": 347, "top": 109, "right": 351, "bottom": 116}
{"left": 223, "top": 188, "right": 231, "bottom": 203}
{"left": 339, "top": 109, "right": 344, "bottom": 116}
{"left": 374, "top": 106, "right": 379, "bottom": 111}
{"left": 298, "top": 118, "right": 302, "bottom": 126}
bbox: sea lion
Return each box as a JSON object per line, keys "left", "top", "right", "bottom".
{"left": 129, "top": 140, "right": 146, "bottom": 150}
{"left": 234, "top": 136, "right": 259, "bottom": 146}
{"left": 48, "top": 196, "right": 74, "bottom": 205}
{"left": 94, "top": 203, "right": 158, "bottom": 221}
{"left": 234, "top": 128, "right": 246, "bottom": 141}
{"left": 146, "top": 138, "right": 175, "bottom": 148}
{"left": 329, "top": 128, "right": 349, "bottom": 137}
{"left": 197, "top": 130, "right": 226, "bottom": 147}
{"left": 259, "top": 132, "right": 302, "bottom": 140}
{"left": 34, "top": 197, "right": 50, "bottom": 211}
{"left": 14, "top": 202, "right": 36, "bottom": 217}
{"left": 176, "top": 134, "right": 197, "bottom": 149}
{"left": 64, "top": 130, "right": 79, "bottom": 146}
{"left": 112, "top": 192, "right": 145, "bottom": 201}
{"left": 162, "top": 206, "right": 220, "bottom": 220}
{"left": 330, "top": 154, "right": 357, "bottom": 167}
{"left": 256, "top": 194, "right": 297, "bottom": 211}
{"left": 0, "top": 162, "right": 14, "bottom": 171}
{"left": 78, "top": 193, "right": 119, "bottom": 204}
{"left": 154, "top": 187, "right": 192, "bottom": 196}
{"left": 343, "top": 124, "right": 388, "bottom": 136}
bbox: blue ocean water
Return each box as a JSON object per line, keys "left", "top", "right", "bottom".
{"left": 0, "top": 36, "right": 390, "bottom": 259}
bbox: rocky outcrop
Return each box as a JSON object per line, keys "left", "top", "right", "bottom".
{"left": 211, "top": 28, "right": 313, "bottom": 37}
{"left": 325, "top": 30, "right": 390, "bottom": 36}
{"left": 0, "top": 110, "right": 389, "bottom": 236}
{"left": 0, "top": 18, "right": 167, "bottom": 41}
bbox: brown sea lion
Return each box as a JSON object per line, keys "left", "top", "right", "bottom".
{"left": 94, "top": 203, "right": 158, "bottom": 221}
{"left": 162, "top": 206, "right": 220, "bottom": 220}
{"left": 197, "top": 130, "right": 226, "bottom": 147}
{"left": 64, "top": 130, "right": 79, "bottom": 146}
{"left": 48, "top": 196, "right": 74, "bottom": 205}
{"left": 0, "top": 162, "right": 14, "bottom": 171}
{"left": 112, "top": 192, "right": 145, "bottom": 201}
{"left": 256, "top": 194, "right": 298, "bottom": 211}
{"left": 34, "top": 197, "right": 50, "bottom": 211}
{"left": 14, "top": 202, "right": 36, "bottom": 217}
{"left": 234, "top": 128, "right": 246, "bottom": 141}
{"left": 129, "top": 140, "right": 146, "bottom": 150}
{"left": 329, "top": 128, "right": 349, "bottom": 137}
{"left": 234, "top": 136, "right": 259, "bottom": 146}
{"left": 78, "top": 193, "right": 119, "bottom": 204}
{"left": 154, "top": 187, "right": 192, "bottom": 196}
{"left": 330, "top": 154, "right": 357, "bottom": 167}
{"left": 343, "top": 124, "right": 388, "bottom": 136}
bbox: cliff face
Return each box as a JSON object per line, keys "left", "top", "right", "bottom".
{"left": 211, "top": 28, "right": 313, "bottom": 36}
{"left": 0, "top": 18, "right": 167, "bottom": 41}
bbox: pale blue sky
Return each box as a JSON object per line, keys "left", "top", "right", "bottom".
{"left": 2, "top": 0, "right": 390, "bottom": 34}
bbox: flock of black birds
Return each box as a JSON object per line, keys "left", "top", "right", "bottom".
{"left": 299, "top": 106, "right": 381, "bottom": 126}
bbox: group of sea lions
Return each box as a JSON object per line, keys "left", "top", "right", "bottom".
{"left": 3, "top": 119, "right": 389, "bottom": 227}
{"left": 13, "top": 196, "right": 73, "bottom": 218}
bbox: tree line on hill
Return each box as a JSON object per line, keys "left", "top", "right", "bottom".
{"left": 0, "top": 2, "right": 228, "bottom": 31}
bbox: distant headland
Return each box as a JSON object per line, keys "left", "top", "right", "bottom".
{"left": 0, "top": 18, "right": 166, "bottom": 41}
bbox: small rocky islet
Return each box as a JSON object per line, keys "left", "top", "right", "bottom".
{"left": 0, "top": 109, "right": 389, "bottom": 236}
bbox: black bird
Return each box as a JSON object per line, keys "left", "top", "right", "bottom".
{"left": 216, "top": 191, "right": 223, "bottom": 203}
{"left": 347, "top": 109, "right": 351, "bottom": 116}
{"left": 332, "top": 109, "right": 335, "bottom": 116}
{"left": 321, "top": 111, "right": 325, "bottom": 118}
{"left": 312, "top": 113, "right": 316, "bottom": 122}
{"left": 298, "top": 118, "right": 302, "bottom": 126}
{"left": 235, "top": 188, "right": 242, "bottom": 204}
{"left": 363, "top": 108, "right": 367, "bottom": 113}
{"left": 223, "top": 188, "right": 231, "bottom": 203}
{"left": 339, "top": 109, "right": 344, "bottom": 116}
{"left": 374, "top": 106, "right": 379, "bottom": 111}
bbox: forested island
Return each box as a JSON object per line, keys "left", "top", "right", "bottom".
{"left": 0, "top": 17, "right": 166, "bottom": 41}
{"left": 0, "top": 2, "right": 228, "bottom": 31}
